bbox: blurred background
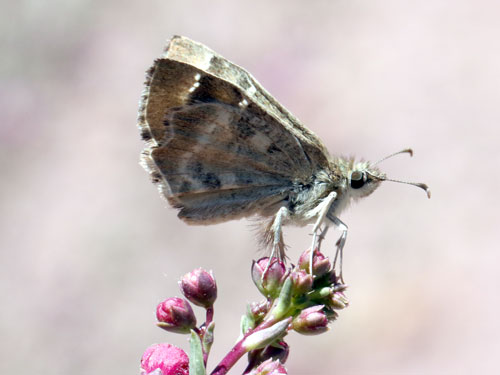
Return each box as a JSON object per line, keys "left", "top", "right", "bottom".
{"left": 1, "top": 1, "right": 498, "bottom": 374}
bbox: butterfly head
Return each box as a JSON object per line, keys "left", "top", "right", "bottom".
{"left": 346, "top": 161, "right": 385, "bottom": 200}
{"left": 342, "top": 148, "right": 430, "bottom": 201}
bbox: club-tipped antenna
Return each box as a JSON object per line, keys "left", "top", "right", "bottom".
{"left": 373, "top": 148, "right": 413, "bottom": 166}
{"left": 367, "top": 147, "right": 431, "bottom": 198}
{"left": 382, "top": 177, "right": 431, "bottom": 198}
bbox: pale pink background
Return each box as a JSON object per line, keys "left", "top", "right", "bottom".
{"left": 1, "top": 1, "right": 498, "bottom": 374}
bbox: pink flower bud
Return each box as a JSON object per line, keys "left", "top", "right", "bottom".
{"left": 252, "top": 257, "right": 286, "bottom": 298}
{"left": 249, "top": 300, "right": 271, "bottom": 321}
{"left": 140, "top": 343, "right": 189, "bottom": 375}
{"left": 180, "top": 268, "right": 217, "bottom": 308}
{"left": 248, "top": 359, "right": 288, "bottom": 375}
{"left": 289, "top": 269, "right": 313, "bottom": 295}
{"left": 292, "top": 305, "right": 329, "bottom": 335}
{"left": 156, "top": 297, "right": 196, "bottom": 334}
{"left": 298, "top": 249, "right": 331, "bottom": 277}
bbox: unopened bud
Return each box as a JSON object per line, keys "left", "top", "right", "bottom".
{"left": 247, "top": 341, "right": 289, "bottom": 374}
{"left": 180, "top": 268, "right": 217, "bottom": 308}
{"left": 329, "top": 290, "right": 349, "bottom": 310}
{"left": 252, "top": 258, "right": 286, "bottom": 298}
{"left": 140, "top": 343, "right": 189, "bottom": 375}
{"left": 156, "top": 297, "right": 196, "bottom": 334}
{"left": 290, "top": 269, "right": 313, "bottom": 295}
{"left": 298, "top": 249, "right": 331, "bottom": 277}
{"left": 292, "top": 305, "right": 329, "bottom": 335}
{"left": 249, "top": 300, "right": 271, "bottom": 321}
{"left": 248, "top": 359, "right": 288, "bottom": 375}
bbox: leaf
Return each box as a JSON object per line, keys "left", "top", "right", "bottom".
{"left": 189, "top": 330, "right": 206, "bottom": 375}
{"left": 242, "top": 318, "right": 291, "bottom": 351}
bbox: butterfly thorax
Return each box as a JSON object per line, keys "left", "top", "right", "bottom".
{"left": 284, "top": 157, "right": 384, "bottom": 226}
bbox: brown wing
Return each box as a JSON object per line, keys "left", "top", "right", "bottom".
{"left": 138, "top": 36, "right": 331, "bottom": 223}
{"left": 161, "top": 36, "right": 331, "bottom": 169}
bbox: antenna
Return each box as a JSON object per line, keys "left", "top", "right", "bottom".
{"left": 373, "top": 148, "right": 413, "bottom": 166}
{"left": 382, "top": 177, "right": 431, "bottom": 198}
{"left": 367, "top": 148, "right": 431, "bottom": 198}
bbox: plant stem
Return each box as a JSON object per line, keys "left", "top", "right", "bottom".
{"left": 206, "top": 306, "right": 214, "bottom": 326}
{"left": 210, "top": 319, "right": 276, "bottom": 375}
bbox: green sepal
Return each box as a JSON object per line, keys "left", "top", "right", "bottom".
{"left": 241, "top": 304, "right": 256, "bottom": 335}
{"left": 202, "top": 322, "right": 215, "bottom": 357}
{"left": 270, "top": 276, "right": 293, "bottom": 320}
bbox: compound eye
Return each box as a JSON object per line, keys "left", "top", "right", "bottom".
{"left": 350, "top": 171, "right": 365, "bottom": 189}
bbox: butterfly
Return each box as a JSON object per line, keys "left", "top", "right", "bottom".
{"left": 137, "top": 35, "right": 430, "bottom": 277}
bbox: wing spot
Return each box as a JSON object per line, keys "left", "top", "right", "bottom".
{"left": 201, "top": 172, "right": 221, "bottom": 189}
{"left": 188, "top": 76, "right": 217, "bottom": 103}
{"left": 236, "top": 116, "right": 256, "bottom": 138}
{"left": 238, "top": 98, "right": 249, "bottom": 108}
{"left": 267, "top": 144, "right": 281, "bottom": 154}
{"left": 188, "top": 82, "right": 201, "bottom": 93}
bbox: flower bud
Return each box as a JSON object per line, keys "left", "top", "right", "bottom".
{"left": 292, "top": 305, "right": 329, "bottom": 335}
{"left": 156, "top": 297, "right": 196, "bottom": 334}
{"left": 250, "top": 341, "right": 289, "bottom": 367}
{"left": 263, "top": 340, "right": 289, "bottom": 364}
{"left": 140, "top": 343, "right": 189, "bottom": 375}
{"left": 249, "top": 300, "right": 271, "bottom": 322}
{"left": 180, "top": 268, "right": 217, "bottom": 308}
{"left": 289, "top": 269, "right": 313, "bottom": 295}
{"left": 298, "top": 249, "right": 331, "bottom": 277}
{"left": 248, "top": 359, "right": 288, "bottom": 375}
{"left": 252, "top": 257, "right": 286, "bottom": 298}
{"left": 329, "top": 290, "right": 349, "bottom": 310}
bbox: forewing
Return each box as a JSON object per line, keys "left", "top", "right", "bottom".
{"left": 162, "top": 36, "right": 331, "bottom": 170}
{"left": 138, "top": 36, "right": 331, "bottom": 223}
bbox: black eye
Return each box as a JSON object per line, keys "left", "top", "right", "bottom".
{"left": 350, "top": 171, "right": 365, "bottom": 189}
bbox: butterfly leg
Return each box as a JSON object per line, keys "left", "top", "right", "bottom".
{"left": 310, "top": 192, "right": 337, "bottom": 275}
{"left": 269, "top": 206, "right": 289, "bottom": 261}
{"left": 316, "top": 225, "right": 330, "bottom": 250}
{"left": 261, "top": 206, "right": 289, "bottom": 278}
{"left": 326, "top": 213, "right": 348, "bottom": 283}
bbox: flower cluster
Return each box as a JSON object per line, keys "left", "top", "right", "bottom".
{"left": 140, "top": 248, "right": 348, "bottom": 375}
{"left": 246, "top": 248, "right": 348, "bottom": 342}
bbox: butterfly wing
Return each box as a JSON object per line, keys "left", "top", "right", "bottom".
{"left": 138, "top": 36, "right": 332, "bottom": 223}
